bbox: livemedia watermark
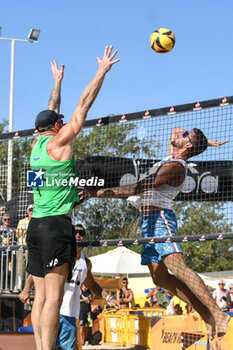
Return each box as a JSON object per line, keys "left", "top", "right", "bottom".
{"left": 26, "top": 169, "right": 104, "bottom": 188}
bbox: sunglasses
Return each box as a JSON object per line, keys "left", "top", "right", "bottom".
{"left": 57, "top": 119, "right": 63, "bottom": 125}
{"left": 28, "top": 208, "right": 33, "bottom": 212}
{"left": 3, "top": 218, "right": 10, "bottom": 221}
{"left": 182, "top": 131, "right": 193, "bottom": 145}
{"left": 75, "top": 229, "right": 86, "bottom": 237}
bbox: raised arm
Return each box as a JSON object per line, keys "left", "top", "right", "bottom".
{"left": 54, "top": 46, "right": 120, "bottom": 147}
{"left": 78, "top": 161, "right": 185, "bottom": 201}
{"left": 47, "top": 61, "right": 65, "bottom": 113}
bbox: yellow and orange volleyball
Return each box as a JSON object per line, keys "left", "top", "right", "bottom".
{"left": 149, "top": 28, "right": 175, "bottom": 54}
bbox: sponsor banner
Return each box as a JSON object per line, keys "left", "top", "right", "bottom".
{"left": 76, "top": 156, "right": 233, "bottom": 201}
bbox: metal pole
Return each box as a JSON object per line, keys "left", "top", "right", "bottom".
{"left": 7, "top": 39, "right": 15, "bottom": 201}
{"left": 0, "top": 32, "right": 39, "bottom": 200}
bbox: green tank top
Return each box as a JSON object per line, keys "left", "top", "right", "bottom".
{"left": 30, "top": 136, "right": 79, "bottom": 218}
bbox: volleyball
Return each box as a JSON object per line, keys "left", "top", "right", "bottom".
{"left": 150, "top": 28, "right": 175, "bottom": 54}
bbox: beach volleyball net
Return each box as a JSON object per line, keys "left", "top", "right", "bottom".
{"left": 0, "top": 95, "right": 233, "bottom": 290}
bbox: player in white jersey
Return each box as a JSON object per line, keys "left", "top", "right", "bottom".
{"left": 79, "top": 127, "right": 229, "bottom": 339}
{"left": 20, "top": 224, "right": 119, "bottom": 350}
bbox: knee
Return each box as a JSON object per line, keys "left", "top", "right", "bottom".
{"left": 34, "top": 294, "right": 46, "bottom": 307}
{"left": 45, "top": 295, "right": 63, "bottom": 310}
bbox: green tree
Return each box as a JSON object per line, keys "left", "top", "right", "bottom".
{"left": 73, "top": 122, "right": 159, "bottom": 158}
{"left": 174, "top": 202, "right": 233, "bottom": 272}
{"left": 0, "top": 119, "right": 32, "bottom": 204}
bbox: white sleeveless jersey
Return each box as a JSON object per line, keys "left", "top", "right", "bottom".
{"left": 60, "top": 252, "right": 88, "bottom": 318}
{"left": 127, "top": 156, "right": 187, "bottom": 210}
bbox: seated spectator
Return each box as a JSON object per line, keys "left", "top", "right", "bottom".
{"left": 185, "top": 304, "right": 193, "bottom": 313}
{"left": 172, "top": 295, "right": 189, "bottom": 314}
{"left": 213, "top": 280, "right": 229, "bottom": 312}
{"left": 116, "top": 277, "right": 134, "bottom": 309}
{"left": 143, "top": 301, "right": 151, "bottom": 308}
{"left": 134, "top": 303, "right": 141, "bottom": 308}
{"left": 227, "top": 283, "right": 233, "bottom": 312}
{"left": 174, "top": 304, "right": 183, "bottom": 315}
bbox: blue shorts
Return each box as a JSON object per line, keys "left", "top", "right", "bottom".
{"left": 55, "top": 315, "right": 77, "bottom": 350}
{"left": 141, "top": 209, "right": 183, "bottom": 265}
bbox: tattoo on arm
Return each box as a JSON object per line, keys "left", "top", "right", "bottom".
{"left": 48, "top": 85, "right": 61, "bottom": 112}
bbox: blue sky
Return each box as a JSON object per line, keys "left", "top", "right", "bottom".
{"left": 0, "top": 0, "right": 233, "bottom": 132}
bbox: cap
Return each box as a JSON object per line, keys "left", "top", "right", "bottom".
{"left": 27, "top": 204, "right": 34, "bottom": 211}
{"left": 35, "top": 110, "right": 64, "bottom": 129}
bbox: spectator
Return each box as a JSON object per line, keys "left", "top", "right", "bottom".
{"left": 227, "top": 283, "right": 233, "bottom": 312}
{"left": 16, "top": 204, "right": 33, "bottom": 244}
{"left": 0, "top": 214, "right": 15, "bottom": 246}
{"left": 16, "top": 204, "right": 33, "bottom": 290}
{"left": 166, "top": 291, "right": 175, "bottom": 315}
{"left": 0, "top": 214, "right": 16, "bottom": 290}
{"left": 174, "top": 304, "right": 183, "bottom": 315}
{"left": 145, "top": 286, "right": 160, "bottom": 307}
{"left": 116, "top": 277, "right": 134, "bottom": 308}
{"left": 185, "top": 304, "right": 193, "bottom": 313}
{"left": 0, "top": 206, "right": 5, "bottom": 221}
{"left": 213, "top": 280, "right": 229, "bottom": 312}
{"left": 146, "top": 286, "right": 169, "bottom": 309}
{"left": 79, "top": 283, "right": 92, "bottom": 345}
{"left": 143, "top": 301, "right": 150, "bottom": 308}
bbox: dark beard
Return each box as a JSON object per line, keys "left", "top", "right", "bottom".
{"left": 171, "top": 140, "right": 177, "bottom": 147}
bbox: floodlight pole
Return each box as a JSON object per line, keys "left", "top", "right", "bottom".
{"left": 0, "top": 34, "right": 39, "bottom": 201}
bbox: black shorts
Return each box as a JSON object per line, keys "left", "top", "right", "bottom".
{"left": 26, "top": 215, "right": 76, "bottom": 278}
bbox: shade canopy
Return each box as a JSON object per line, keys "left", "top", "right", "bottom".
{"left": 89, "top": 247, "right": 150, "bottom": 277}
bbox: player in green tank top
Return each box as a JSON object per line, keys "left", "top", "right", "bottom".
{"left": 30, "top": 135, "right": 78, "bottom": 217}
{"left": 27, "top": 48, "right": 120, "bottom": 350}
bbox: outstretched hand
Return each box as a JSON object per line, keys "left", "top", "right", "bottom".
{"left": 208, "top": 140, "right": 228, "bottom": 147}
{"left": 51, "top": 60, "right": 65, "bottom": 83}
{"left": 78, "top": 187, "right": 98, "bottom": 202}
{"left": 96, "top": 46, "right": 120, "bottom": 73}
